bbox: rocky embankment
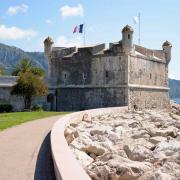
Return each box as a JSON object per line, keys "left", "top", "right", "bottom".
{"left": 65, "top": 105, "right": 180, "bottom": 180}
{"left": 171, "top": 102, "right": 180, "bottom": 116}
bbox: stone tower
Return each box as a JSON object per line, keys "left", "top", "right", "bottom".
{"left": 44, "top": 36, "right": 54, "bottom": 78}
{"left": 122, "top": 25, "right": 134, "bottom": 54}
{"left": 44, "top": 36, "right": 56, "bottom": 111}
{"left": 162, "top": 40, "right": 172, "bottom": 64}
{"left": 44, "top": 25, "right": 172, "bottom": 111}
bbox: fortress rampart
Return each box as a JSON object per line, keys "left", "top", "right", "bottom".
{"left": 44, "top": 25, "right": 172, "bottom": 111}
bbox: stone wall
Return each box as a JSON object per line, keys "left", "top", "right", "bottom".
{"left": 128, "top": 53, "right": 170, "bottom": 109}
{"left": 0, "top": 86, "right": 47, "bottom": 111}
{"left": 0, "top": 76, "right": 18, "bottom": 85}
{"left": 0, "top": 87, "right": 24, "bottom": 111}
{"left": 0, "top": 76, "right": 47, "bottom": 111}
{"left": 57, "top": 52, "right": 92, "bottom": 86}
{"left": 129, "top": 88, "right": 169, "bottom": 109}
{"left": 129, "top": 55, "right": 167, "bottom": 87}
{"left": 91, "top": 55, "right": 127, "bottom": 85}
{"left": 57, "top": 87, "right": 127, "bottom": 111}
{"left": 53, "top": 47, "right": 129, "bottom": 111}
{"left": 52, "top": 50, "right": 170, "bottom": 111}
{"left": 0, "top": 76, "right": 23, "bottom": 111}
{"left": 56, "top": 48, "right": 127, "bottom": 87}
{"left": 45, "top": 28, "right": 171, "bottom": 111}
{"left": 50, "top": 107, "right": 127, "bottom": 180}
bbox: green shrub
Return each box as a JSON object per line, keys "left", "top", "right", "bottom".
{"left": 0, "top": 104, "right": 13, "bottom": 113}
{"left": 31, "top": 105, "right": 44, "bottom": 112}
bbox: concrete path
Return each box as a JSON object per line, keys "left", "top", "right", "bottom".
{"left": 0, "top": 115, "right": 62, "bottom": 180}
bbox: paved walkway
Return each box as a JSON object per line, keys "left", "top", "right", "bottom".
{"left": 0, "top": 115, "right": 61, "bottom": 180}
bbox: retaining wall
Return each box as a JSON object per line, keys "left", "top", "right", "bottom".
{"left": 50, "top": 106, "right": 128, "bottom": 180}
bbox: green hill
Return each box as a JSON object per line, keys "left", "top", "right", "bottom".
{"left": 0, "top": 43, "right": 47, "bottom": 74}
{"left": 169, "top": 79, "right": 180, "bottom": 98}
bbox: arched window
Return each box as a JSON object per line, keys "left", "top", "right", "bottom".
{"left": 64, "top": 73, "right": 67, "bottom": 79}
{"left": 106, "top": 71, "right": 108, "bottom": 78}
{"left": 128, "top": 34, "right": 130, "bottom": 39}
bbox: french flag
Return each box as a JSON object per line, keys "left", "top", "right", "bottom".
{"left": 73, "top": 24, "right": 84, "bottom": 33}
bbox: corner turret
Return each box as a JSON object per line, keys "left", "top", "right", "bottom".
{"left": 162, "top": 40, "right": 172, "bottom": 64}
{"left": 122, "top": 25, "right": 134, "bottom": 54}
{"left": 44, "top": 36, "right": 54, "bottom": 78}
{"left": 44, "top": 36, "right": 54, "bottom": 58}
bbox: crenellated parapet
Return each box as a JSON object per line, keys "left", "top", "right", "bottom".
{"left": 162, "top": 40, "right": 172, "bottom": 64}
{"left": 134, "top": 45, "right": 165, "bottom": 62}
{"left": 77, "top": 44, "right": 105, "bottom": 55}
{"left": 51, "top": 47, "right": 76, "bottom": 59}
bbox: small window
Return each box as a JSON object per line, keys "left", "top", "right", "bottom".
{"left": 150, "top": 73, "right": 152, "bottom": 79}
{"left": 106, "top": 71, "right": 108, "bottom": 78}
{"left": 128, "top": 34, "right": 130, "bottom": 39}
{"left": 64, "top": 73, "right": 67, "bottom": 79}
{"left": 82, "top": 72, "right": 86, "bottom": 84}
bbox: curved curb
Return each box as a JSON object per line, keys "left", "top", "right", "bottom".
{"left": 51, "top": 106, "right": 128, "bottom": 180}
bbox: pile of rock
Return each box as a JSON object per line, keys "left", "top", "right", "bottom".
{"left": 65, "top": 108, "right": 180, "bottom": 180}
{"left": 171, "top": 101, "right": 180, "bottom": 116}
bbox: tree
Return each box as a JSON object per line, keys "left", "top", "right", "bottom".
{"left": 0, "top": 65, "right": 5, "bottom": 76}
{"left": 11, "top": 71, "right": 48, "bottom": 110}
{"left": 11, "top": 58, "right": 47, "bottom": 110}
{"left": 12, "top": 58, "right": 45, "bottom": 76}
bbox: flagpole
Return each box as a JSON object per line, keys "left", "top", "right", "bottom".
{"left": 83, "top": 22, "right": 86, "bottom": 46}
{"left": 138, "top": 12, "right": 141, "bottom": 45}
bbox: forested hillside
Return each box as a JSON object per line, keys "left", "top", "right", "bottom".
{"left": 0, "top": 43, "right": 47, "bottom": 74}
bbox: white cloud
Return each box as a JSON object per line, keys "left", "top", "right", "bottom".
{"left": 54, "top": 36, "right": 82, "bottom": 47}
{"left": 133, "top": 16, "right": 139, "bottom": 24}
{"left": 7, "top": 4, "right": 28, "bottom": 16}
{"left": 60, "top": 4, "right": 84, "bottom": 18}
{"left": 0, "top": 25, "right": 37, "bottom": 40}
{"left": 46, "top": 19, "right": 53, "bottom": 25}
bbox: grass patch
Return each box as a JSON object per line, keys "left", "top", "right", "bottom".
{"left": 0, "top": 111, "right": 69, "bottom": 131}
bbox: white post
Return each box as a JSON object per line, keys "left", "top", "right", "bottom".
{"left": 138, "top": 13, "right": 141, "bottom": 45}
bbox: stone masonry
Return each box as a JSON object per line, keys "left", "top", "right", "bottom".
{"left": 44, "top": 25, "right": 172, "bottom": 111}
{"left": 0, "top": 76, "right": 46, "bottom": 111}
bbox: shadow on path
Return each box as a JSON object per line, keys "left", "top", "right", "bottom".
{"left": 34, "top": 132, "right": 56, "bottom": 180}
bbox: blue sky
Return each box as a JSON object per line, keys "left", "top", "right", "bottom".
{"left": 0, "top": 0, "right": 180, "bottom": 79}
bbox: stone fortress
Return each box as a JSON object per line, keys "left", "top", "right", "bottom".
{"left": 44, "top": 25, "right": 172, "bottom": 111}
